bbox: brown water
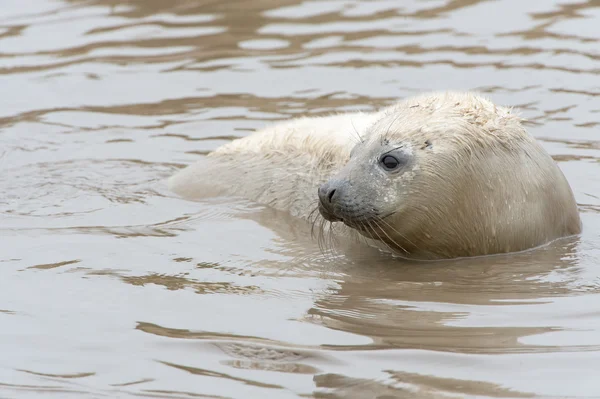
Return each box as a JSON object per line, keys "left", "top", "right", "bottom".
{"left": 1, "top": 1, "right": 600, "bottom": 398}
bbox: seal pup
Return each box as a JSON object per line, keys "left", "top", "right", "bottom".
{"left": 168, "top": 91, "right": 581, "bottom": 260}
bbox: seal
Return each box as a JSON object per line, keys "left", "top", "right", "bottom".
{"left": 168, "top": 91, "right": 582, "bottom": 260}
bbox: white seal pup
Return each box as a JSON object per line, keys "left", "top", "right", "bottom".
{"left": 168, "top": 91, "right": 581, "bottom": 260}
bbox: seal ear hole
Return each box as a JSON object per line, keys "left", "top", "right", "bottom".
{"left": 423, "top": 140, "right": 433, "bottom": 150}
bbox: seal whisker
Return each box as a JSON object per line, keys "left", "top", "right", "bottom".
{"left": 357, "top": 220, "right": 371, "bottom": 245}
{"left": 360, "top": 221, "right": 380, "bottom": 250}
{"left": 372, "top": 218, "right": 410, "bottom": 254}
{"left": 375, "top": 215, "right": 417, "bottom": 250}
{"left": 327, "top": 221, "right": 341, "bottom": 256}
{"left": 322, "top": 219, "right": 331, "bottom": 254}
{"left": 355, "top": 222, "right": 372, "bottom": 248}
{"left": 318, "top": 218, "right": 328, "bottom": 254}
{"left": 350, "top": 119, "right": 364, "bottom": 144}
{"left": 308, "top": 205, "right": 321, "bottom": 240}
{"left": 365, "top": 219, "right": 397, "bottom": 255}
{"left": 324, "top": 221, "right": 338, "bottom": 257}
{"left": 383, "top": 109, "right": 403, "bottom": 143}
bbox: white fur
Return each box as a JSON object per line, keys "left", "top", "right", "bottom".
{"left": 168, "top": 91, "right": 581, "bottom": 260}
{"left": 168, "top": 110, "right": 383, "bottom": 219}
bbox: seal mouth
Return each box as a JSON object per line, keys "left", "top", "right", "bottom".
{"left": 340, "top": 211, "right": 396, "bottom": 230}
{"left": 318, "top": 203, "right": 342, "bottom": 222}
{"left": 318, "top": 204, "right": 394, "bottom": 232}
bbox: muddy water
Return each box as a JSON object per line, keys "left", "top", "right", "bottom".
{"left": 1, "top": 0, "right": 600, "bottom": 398}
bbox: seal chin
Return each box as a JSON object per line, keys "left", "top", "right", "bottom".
{"left": 318, "top": 196, "right": 390, "bottom": 229}
{"left": 318, "top": 208, "right": 379, "bottom": 231}
{"left": 341, "top": 211, "right": 396, "bottom": 232}
{"left": 318, "top": 203, "right": 342, "bottom": 222}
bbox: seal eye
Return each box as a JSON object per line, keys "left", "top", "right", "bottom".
{"left": 380, "top": 155, "right": 401, "bottom": 171}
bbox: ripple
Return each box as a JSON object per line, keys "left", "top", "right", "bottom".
{"left": 17, "top": 369, "right": 95, "bottom": 379}
{"left": 0, "top": 159, "right": 177, "bottom": 218}
{"left": 27, "top": 259, "right": 81, "bottom": 270}
{"left": 313, "top": 372, "right": 533, "bottom": 399}
{"left": 238, "top": 39, "right": 290, "bottom": 50}
{"left": 158, "top": 360, "right": 284, "bottom": 390}
{"left": 121, "top": 273, "right": 263, "bottom": 296}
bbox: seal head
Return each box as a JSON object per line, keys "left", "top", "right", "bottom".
{"left": 318, "top": 142, "right": 415, "bottom": 228}
{"left": 317, "top": 92, "right": 581, "bottom": 260}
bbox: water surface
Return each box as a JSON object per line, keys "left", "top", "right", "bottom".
{"left": 1, "top": 0, "right": 600, "bottom": 398}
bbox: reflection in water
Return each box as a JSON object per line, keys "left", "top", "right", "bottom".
{"left": 159, "top": 360, "right": 285, "bottom": 390}
{"left": 313, "top": 372, "right": 534, "bottom": 399}
{"left": 122, "top": 273, "right": 263, "bottom": 295}
{"left": 17, "top": 370, "right": 95, "bottom": 379}
{"left": 1, "top": 0, "right": 600, "bottom": 398}
{"left": 307, "top": 241, "right": 594, "bottom": 355}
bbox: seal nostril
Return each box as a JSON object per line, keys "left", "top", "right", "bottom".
{"left": 327, "top": 188, "right": 336, "bottom": 203}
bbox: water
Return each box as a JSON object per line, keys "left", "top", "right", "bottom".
{"left": 1, "top": 0, "right": 600, "bottom": 398}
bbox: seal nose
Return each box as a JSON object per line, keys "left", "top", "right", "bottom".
{"left": 319, "top": 180, "right": 343, "bottom": 214}
{"left": 326, "top": 188, "right": 336, "bottom": 203}
{"left": 321, "top": 186, "right": 337, "bottom": 203}
{"left": 318, "top": 180, "right": 348, "bottom": 222}
{"left": 318, "top": 182, "right": 340, "bottom": 207}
